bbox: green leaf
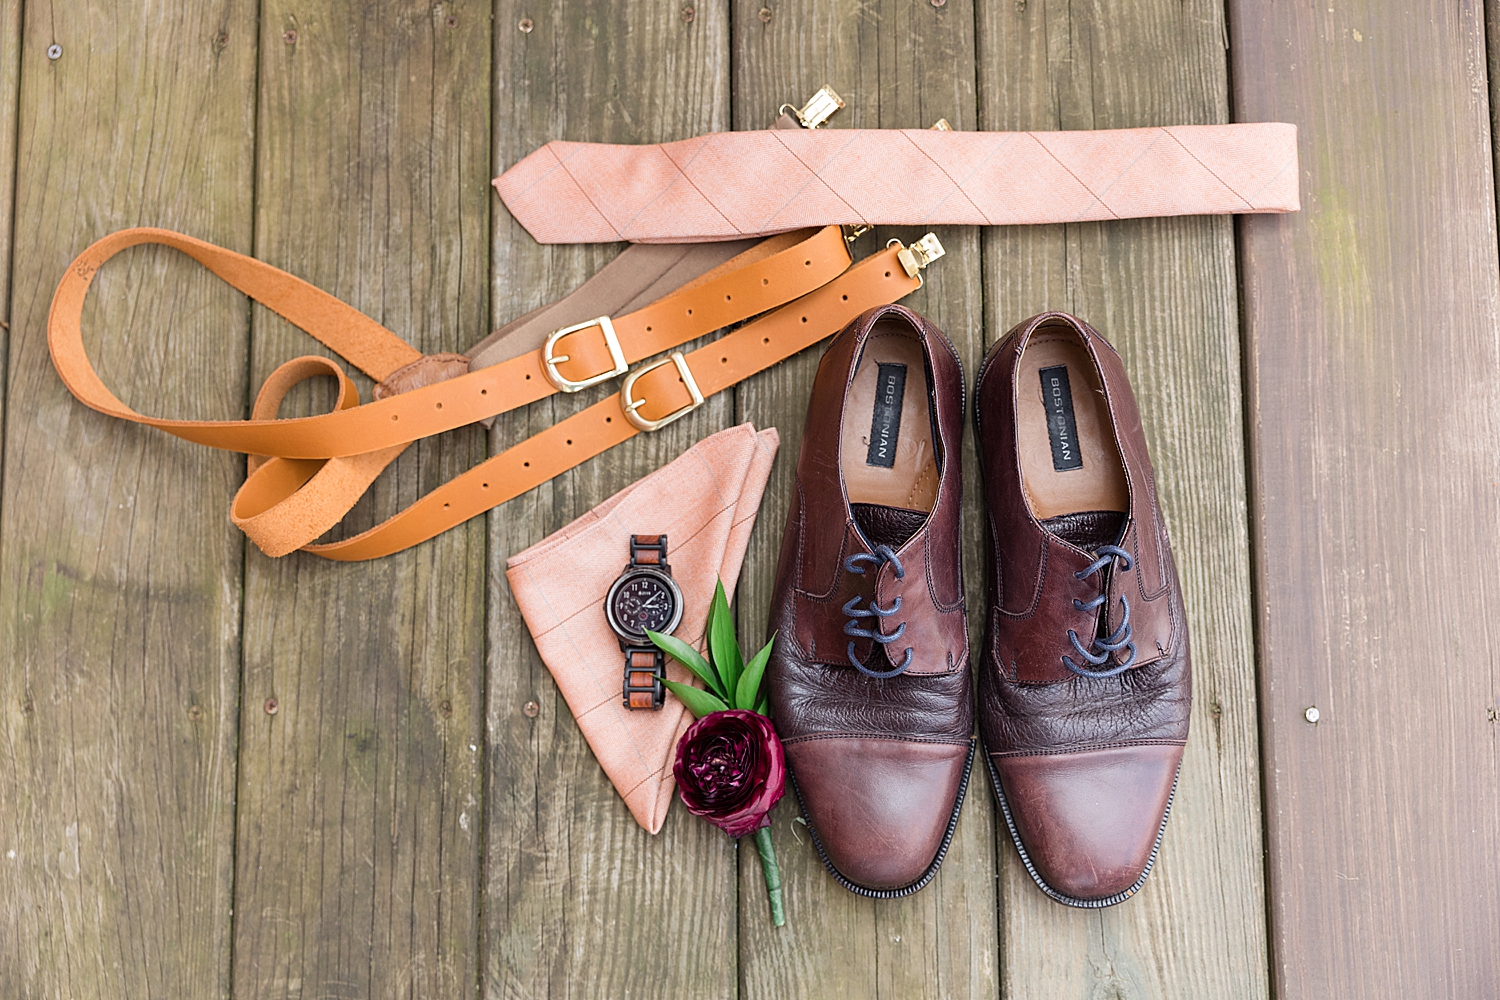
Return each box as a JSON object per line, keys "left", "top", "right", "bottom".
{"left": 735, "top": 632, "right": 777, "bottom": 712}
{"left": 755, "top": 695, "right": 769, "bottom": 717}
{"left": 708, "top": 579, "right": 743, "bottom": 696}
{"left": 647, "top": 630, "right": 726, "bottom": 700}
{"left": 661, "top": 677, "right": 729, "bottom": 719}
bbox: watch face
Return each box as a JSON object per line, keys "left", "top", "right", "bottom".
{"left": 609, "top": 572, "right": 680, "bottom": 638}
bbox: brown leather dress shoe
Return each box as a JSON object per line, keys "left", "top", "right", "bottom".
{"left": 973, "top": 311, "right": 1190, "bottom": 908}
{"left": 767, "top": 303, "right": 973, "bottom": 898}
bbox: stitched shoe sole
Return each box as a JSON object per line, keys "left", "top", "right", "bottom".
{"left": 983, "top": 749, "right": 1180, "bottom": 908}
{"left": 789, "top": 738, "right": 975, "bottom": 899}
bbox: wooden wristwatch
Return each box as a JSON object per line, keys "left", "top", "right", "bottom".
{"left": 605, "top": 535, "right": 685, "bottom": 710}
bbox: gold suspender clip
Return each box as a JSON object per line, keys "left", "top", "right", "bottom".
{"left": 780, "top": 85, "right": 845, "bottom": 129}
{"left": 891, "top": 234, "right": 947, "bottom": 284}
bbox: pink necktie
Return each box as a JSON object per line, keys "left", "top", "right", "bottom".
{"left": 495, "top": 123, "right": 1298, "bottom": 244}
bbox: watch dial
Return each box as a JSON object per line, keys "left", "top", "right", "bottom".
{"left": 612, "top": 575, "right": 677, "bottom": 637}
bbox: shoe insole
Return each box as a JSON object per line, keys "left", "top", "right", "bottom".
{"left": 839, "top": 322, "right": 939, "bottom": 514}
{"left": 1016, "top": 329, "right": 1128, "bottom": 521}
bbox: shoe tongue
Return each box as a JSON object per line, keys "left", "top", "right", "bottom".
{"left": 1041, "top": 510, "right": 1127, "bottom": 551}
{"left": 851, "top": 503, "right": 927, "bottom": 550}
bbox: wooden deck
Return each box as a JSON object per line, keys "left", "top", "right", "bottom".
{"left": 1, "top": 0, "right": 1496, "bottom": 997}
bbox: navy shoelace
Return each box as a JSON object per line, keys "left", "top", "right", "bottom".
{"left": 1063, "top": 544, "right": 1139, "bottom": 679}
{"left": 842, "top": 544, "right": 914, "bottom": 679}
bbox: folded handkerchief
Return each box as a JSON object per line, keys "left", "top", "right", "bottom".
{"left": 506, "top": 423, "right": 780, "bottom": 833}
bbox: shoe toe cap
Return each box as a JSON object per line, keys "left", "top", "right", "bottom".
{"left": 995, "top": 743, "right": 1182, "bottom": 903}
{"left": 787, "top": 736, "right": 971, "bottom": 891}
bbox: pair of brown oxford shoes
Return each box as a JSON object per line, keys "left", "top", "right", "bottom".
{"left": 765, "top": 304, "right": 1190, "bottom": 906}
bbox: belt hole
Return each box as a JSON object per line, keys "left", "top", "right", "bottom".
{"left": 762, "top": 337, "right": 770, "bottom": 344}
{"left": 435, "top": 402, "right": 443, "bottom": 409}
{"left": 391, "top": 414, "right": 399, "bottom": 422}
{"left": 724, "top": 294, "right": 731, "bottom": 302}
{"left": 646, "top": 325, "right": 653, "bottom": 332}
{"left": 481, "top": 388, "right": 488, "bottom": 395}
{"left": 482, "top": 482, "right": 489, "bottom": 489}
{"left": 761, "top": 278, "right": 768, "bottom": 285}
{"left": 885, "top": 270, "right": 892, "bottom": 277}
{"left": 686, "top": 309, "right": 693, "bottom": 316}
{"left": 524, "top": 374, "right": 531, "bottom": 380}
{"left": 721, "top": 357, "right": 727, "bottom": 363}
{"left": 605, "top": 416, "right": 612, "bottom": 423}
{"left": 443, "top": 503, "right": 450, "bottom": 509}
{"left": 800, "top": 316, "right": 807, "bottom": 323}
{"left": 566, "top": 439, "right": 573, "bottom": 445}
{"left": 524, "top": 461, "right": 530, "bottom": 467}
{"left": 842, "top": 294, "right": 848, "bottom": 301}
{"left": 804, "top": 260, "right": 811, "bottom": 266}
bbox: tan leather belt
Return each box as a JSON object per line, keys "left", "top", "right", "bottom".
{"left": 48, "top": 226, "right": 939, "bottom": 560}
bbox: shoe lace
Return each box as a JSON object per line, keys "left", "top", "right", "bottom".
{"left": 841, "top": 544, "right": 914, "bottom": 679}
{"left": 1062, "top": 544, "right": 1138, "bottom": 679}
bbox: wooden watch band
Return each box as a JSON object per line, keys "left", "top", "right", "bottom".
{"left": 621, "top": 534, "right": 671, "bottom": 710}
{"left": 629, "top": 533, "right": 667, "bottom": 567}
{"left": 623, "top": 647, "right": 666, "bottom": 711}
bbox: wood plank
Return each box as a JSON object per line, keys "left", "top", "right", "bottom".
{"left": 0, "top": 0, "right": 258, "bottom": 994}
{"left": 0, "top": 0, "right": 15, "bottom": 357}
{"left": 730, "top": 3, "right": 998, "bottom": 996}
{"left": 1231, "top": 1, "right": 1500, "bottom": 995}
{"left": 975, "top": 1, "right": 1270, "bottom": 996}
{"left": 483, "top": 3, "right": 739, "bottom": 997}
{"left": 229, "top": 3, "right": 490, "bottom": 997}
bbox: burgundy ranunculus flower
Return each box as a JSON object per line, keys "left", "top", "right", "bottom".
{"left": 673, "top": 709, "right": 786, "bottom": 837}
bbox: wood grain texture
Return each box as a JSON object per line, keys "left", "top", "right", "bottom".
{"left": 1231, "top": 1, "right": 1500, "bottom": 995}
{"left": 730, "top": 2, "right": 998, "bottom": 997}
{"left": 976, "top": 1, "right": 1270, "bottom": 997}
{"left": 0, "top": 1, "right": 258, "bottom": 996}
{"left": 0, "top": 0, "right": 16, "bottom": 363}
{"left": 231, "top": 3, "right": 489, "bottom": 997}
{"left": 483, "top": 2, "right": 740, "bottom": 997}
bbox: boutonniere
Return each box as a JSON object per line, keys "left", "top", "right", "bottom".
{"left": 647, "top": 579, "right": 786, "bottom": 928}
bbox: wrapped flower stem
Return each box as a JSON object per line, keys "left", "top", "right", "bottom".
{"left": 753, "top": 827, "right": 786, "bottom": 927}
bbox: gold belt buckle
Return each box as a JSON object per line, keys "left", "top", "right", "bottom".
{"left": 541, "top": 316, "right": 628, "bottom": 392}
{"left": 620, "top": 352, "right": 705, "bottom": 432}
